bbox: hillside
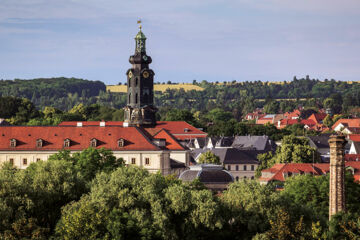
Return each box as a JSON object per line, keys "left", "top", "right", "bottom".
{"left": 107, "top": 83, "right": 204, "bottom": 93}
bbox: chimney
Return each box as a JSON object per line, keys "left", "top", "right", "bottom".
{"left": 328, "top": 134, "right": 347, "bottom": 220}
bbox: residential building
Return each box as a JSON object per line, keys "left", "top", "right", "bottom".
{"left": 191, "top": 148, "right": 261, "bottom": 180}
{"left": 259, "top": 162, "right": 360, "bottom": 184}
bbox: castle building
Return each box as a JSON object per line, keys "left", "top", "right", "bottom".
{"left": 0, "top": 24, "right": 207, "bottom": 175}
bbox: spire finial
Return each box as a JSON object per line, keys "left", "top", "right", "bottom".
{"left": 137, "top": 19, "right": 142, "bottom": 31}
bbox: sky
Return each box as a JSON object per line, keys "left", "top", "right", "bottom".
{"left": 0, "top": 0, "right": 359, "bottom": 85}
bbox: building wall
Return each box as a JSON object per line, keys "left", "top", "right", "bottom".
{"left": 225, "top": 163, "right": 258, "bottom": 180}
{"left": 170, "top": 151, "right": 189, "bottom": 165}
{"left": 0, "top": 150, "right": 174, "bottom": 175}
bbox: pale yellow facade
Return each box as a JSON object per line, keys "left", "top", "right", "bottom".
{"left": 225, "top": 164, "right": 258, "bottom": 180}
{"left": 0, "top": 150, "right": 187, "bottom": 176}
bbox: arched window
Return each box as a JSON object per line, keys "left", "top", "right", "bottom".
{"left": 64, "top": 139, "right": 71, "bottom": 147}
{"left": 10, "top": 139, "right": 17, "bottom": 148}
{"left": 128, "top": 93, "right": 131, "bottom": 103}
{"left": 235, "top": 176, "right": 239, "bottom": 181}
{"left": 135, "top": 93, "right": 138, "bottom": 104}
{"left": 90, "top": 138, "right": 97, "bottom": 147}
{"left": 135, "top": 78, "right": 138, "bottom": 86}
{"left": 36, "top": 139, "right": 43, "bottom": 148}
{"left": 118, "top": 138, "right": 125, "bottom": 147}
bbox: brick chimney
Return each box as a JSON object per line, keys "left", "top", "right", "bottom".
{"left": 328, "top": 134, "right": 346, "bottom": 220}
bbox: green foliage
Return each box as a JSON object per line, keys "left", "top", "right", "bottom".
{"left": 49, "top": 148, "right": 124, "bottom": 183}
{"left": 55, "top": 166, "right": 223, "bottom": 240}
{"left": 198, "top": 151, "right": 221, "bottom": 165}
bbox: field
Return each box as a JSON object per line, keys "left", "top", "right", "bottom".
{"left": 106, "top": 84, "right": 204, "bottom": 93}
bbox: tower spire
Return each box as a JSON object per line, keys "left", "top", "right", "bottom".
{"left": 123, "top": 22, "right": 157, "bottom": 127}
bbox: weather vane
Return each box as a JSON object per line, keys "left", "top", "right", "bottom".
{"left": 137, "top": 19, "right": 142, "bottom": 30}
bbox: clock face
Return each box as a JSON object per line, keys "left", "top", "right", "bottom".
{"left": 143, "top": 55, "right": 148, "bottom": 61}
{"left": 128, "top": 71, "right": 133, "bottom": 78}
{"left": 143, "top": 71, "right": 149, "bottom": 78}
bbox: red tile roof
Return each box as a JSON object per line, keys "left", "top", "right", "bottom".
{"left": 0, "top": 126, "right": 160, "bottom": 151}
{"left": 307, "top": 113, "right": 327, "bottom": 124}
{"left": 349, "top": 134, "right": 360, "bottom": 142}
{"left": 260, "top": 162, "right": 360, "bottom": 183}
{"left": 152, "top": 129, "right": 186, "bottom": 150}
{"left": 58, "top": 121, "right": 207, "bottom": 140}
{"left": 332, "top": 119, "right": 360, "bottom": 130}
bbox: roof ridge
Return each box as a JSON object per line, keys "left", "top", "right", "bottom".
{"left": 134, "top": 126, "right": 161, "bottom": 150}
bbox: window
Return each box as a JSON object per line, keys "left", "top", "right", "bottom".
{"left": 236, "top": 165, "right": 239, "bottom": 171}
{"left": 9, "top": 158, "right": 14, "bottom": 165}
{"left": 244, "top": 176, "right": 247, "bottom": 179}
{"left": 118, "top": 138, "right": 125, "bottom": 147}
{"left": 10, "top": 139, "right": 16, "bottom": 148}
{"left": 251, "top": 165, "right": 255, "bottom": 171}
{"left": 131, "top": 158, "right": 136, "bottom": 165}
{"left": 235, "top": 176, "right": 239, "bottom": 181}
{"left": 227, "top": 165, "right": 231, "bottom": 171}
{"left": 135, "top": 93, "right": 138, "bottom": 104}
{"left": 243, "top": 165, "right": 247, "bottom": 171}
{"left": 145, "top": 158, "right": 150, "bottom": 165}
{"left": 251, "top": 176, "right": 254, "bottom": 180}
{"left": 36, "top": 139, "right": 43, "bottom": 148}
{"left": 23, "top": 158, "right": 27, "bottom": 165}
{"left": 36, "top": 158, "right": 41, "bottom": 162}
{"left": 64, "top": 139, "right": 71, "bottom": 147}
{"left": 90, "top": 138, "right": 97, "bottom": 148}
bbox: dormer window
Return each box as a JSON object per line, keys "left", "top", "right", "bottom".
{"left": 36, "top": 139, "right": 43, "bottom": 148}
{"left": 64, "top": 138, "right": 71, "bottom": 148}
{"left": 118, "top": 138, "right": 125, "bottom": 148}
{"left": 90, "top": 138, "right": 97, "bottom": 147}
{"left": 10, "top": 139, "right": 17, "bottom": 148}
{"left": 184, "top": 128, "right": 189, "bottom": 133}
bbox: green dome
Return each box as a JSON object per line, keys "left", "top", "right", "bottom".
{"left": 135, "top": 30, "right": 146, "bottom": 40}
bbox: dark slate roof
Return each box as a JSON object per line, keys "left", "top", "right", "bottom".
{"left": 170, "top": 159, "right": 186, "bottom": 169}
{"left": 215, "top": 137, "right": 234, "bottom": 147}
{"left": 353, "top": 142, "right": 360, "bottom": 154}
{"left": 179, "top": 164, "right": 234, "bottom": 183}
{"left": 179, "top": 170, "right": 200, "bottom": 181}
{"left": 199, "top": 170, "right": 233, "bottom": 183}
{"left": 231, "top": 136, "right": 273, "bottom": 151}
{"left": 307, "top": 134, "right": 331, "bottom": 149}
{"left": 191, "top": 148, "right": 261, "bottom": 165}
{"left": 195, "top": 137, "right": 206, "bottom": 148}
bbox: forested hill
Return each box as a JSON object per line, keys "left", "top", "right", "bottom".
{"left": 0, "top": 78, "right": 106, "bottom": 110}
{"left": 1, "top": 76, "right": 360, "bottom": 114}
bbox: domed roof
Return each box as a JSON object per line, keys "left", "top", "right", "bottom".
{"left": 179, "top": 164, "right": 234, "bottom": 184}
{"left": 135, "top": 30, "right": 146, "bottom": 40}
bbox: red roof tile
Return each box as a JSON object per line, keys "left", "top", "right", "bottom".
{"left": 0, "top": 126, "right": 159, "bottom": 151}
{"left": 152, "top": 129, "right": 186, "bottom": 150}
{"left": 349, "top": 135, "right": 360, "bottom": 142}
{"left": 58, "top": 121, "right": 207, "bottom": 140}
{"left": 332, "top": 119, "right": 360, "bottom": 130}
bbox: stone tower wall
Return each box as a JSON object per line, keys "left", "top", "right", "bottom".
{"left": 328, "top": 134, "right": 346, "bottom": 220}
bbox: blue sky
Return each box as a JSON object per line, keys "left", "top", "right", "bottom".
{"left": 0, "top": 0, "right": 359, "bottom": 85}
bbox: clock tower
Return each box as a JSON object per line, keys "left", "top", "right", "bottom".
{"left": 124, "top": 23, "right": 157, "bottom": 127}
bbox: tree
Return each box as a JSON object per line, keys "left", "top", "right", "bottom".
{"left": 198, "top": 151, "right": 221, "bottom": 165}
{"left": 49, "top": 148, "right": 124, "bottom": 183}
{"left": 55, "top": 166, "right": 223, "bottom": 240}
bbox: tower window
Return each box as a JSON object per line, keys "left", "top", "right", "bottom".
{"left": 118, "top": 138, "right": 125, "bottom": 147}
{"left": 64, "top": 139, "right": 71, "bottom": 147}
{"left": 129, "top": 93, "right": 131, "bottom": 103}
{"left": 135, "top": 93, "right": 138, "bottom": 104}
{"left": 135, "top": 78, "right": 138, "bottom": 86}
{"left": 36, "top": 139, "right": 43, "bottom": 148}
{"left": 90, "top": 138, "right": 97, "bottom": 148}
{"left": 10, "top": 139, "right": 17, "bottom": 148}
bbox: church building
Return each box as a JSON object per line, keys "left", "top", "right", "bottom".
{"left": 0, "top": 24, "right": 207, "bottom": 175}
